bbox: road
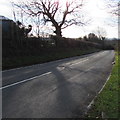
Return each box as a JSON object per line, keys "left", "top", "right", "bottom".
{"left": 2, "top": 50, "right": 115, "bottom": 118}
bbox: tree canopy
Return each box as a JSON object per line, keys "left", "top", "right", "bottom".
{"left": 13, "top": 0, "right": 88, "bottom": 36}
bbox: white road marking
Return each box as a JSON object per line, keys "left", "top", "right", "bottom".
{"left": 2, "top": 65, "right": 94, "bottom": 90}
{"left": 70, "top": 66, "right": 94, "bottom": 79}
{"left": 1, "top": 72, "right": 52, "bottom": 90}
{"left": 1, "top": 58, "right": 89, "bottom": 90}
{"left": 38, "top": 66, "right": 94, "bottom": 97}
{"left": 70, "top": 59, "right": 89, "bottom": 66}
{"left": 92, "top": 51, "right": 106, "bottom": 58}
{"left": 2, "top": 51, "right": 104, "bottom": 73}
{"left": 57, "top": 66, "right": 65, "bottom": 71}
{"left": 86, "top": 68, "right": 112, "bottom": 112}
{"left": 2, "top": 51, "right": 108, "bottom": 90}
{"left": 98, "top": 74, "right": 111, "bottom": 94}
{"left": 63, "top": 51, "right": 103, "bottom": 67}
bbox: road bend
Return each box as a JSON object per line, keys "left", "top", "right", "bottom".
{"left": 2, "top": 50, "right": 115, "bottom": 118}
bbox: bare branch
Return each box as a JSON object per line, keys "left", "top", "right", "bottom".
{"left": 13, "top": 0, "right": 86, "bottom": 36}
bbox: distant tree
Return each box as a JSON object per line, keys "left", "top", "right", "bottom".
{"left": 88, "top": 33, "right": 96, "bottom": 39}
{"left": 29, "top": 15, "right": 42, "bottom": 38}
{"left": 13, "top": 0, "right": 88, "bottom": 37}
{"left": 106, "top": 0, "right": 120, "bottom": 16}
{"left": 93, "top": 27, "right": 107, "bottom": 40}
{"left": 77, "top": 37, "right": 82, "bottom": 41}
{"left": 83, "top": 35, "right": 88, "bottom": 41}
{"left": 87, "top": 33, "right": 101, "bottom": 43}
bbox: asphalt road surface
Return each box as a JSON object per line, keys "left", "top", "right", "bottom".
{"left": 2, "top": 50, "right": 115, "bottom": 118}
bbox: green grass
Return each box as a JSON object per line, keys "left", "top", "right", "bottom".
{"left": 2, "top": 48, "right": 100, "bottom": 70}
{"left": 86, "top": 52, "right": 119, "bottom": 118}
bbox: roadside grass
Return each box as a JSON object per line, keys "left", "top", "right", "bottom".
{"left": 2, "top": 48, "right": 100, "bottom": 70}
{"left": 86, "top": 51, "right": 119, "bottom": 118}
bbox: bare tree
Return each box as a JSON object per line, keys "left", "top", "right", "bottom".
{"left": 30, "top": 15, "right": 42, "bottom": 38}
{"left": 13, "top": 0, "right": 88, "bottom": 37}
{"left": 106, "top": 0, "right": 120, "bottom": 16}
{"left": 93, "top": 27, "right": 107, "bottom": 40}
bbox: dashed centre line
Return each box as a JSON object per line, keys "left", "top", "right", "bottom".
{"left": 1, "top": 72, "right": 52, "bottom": 90}
{"left": 2, "top": 58, "right": 89, "bottom": 90}
{"left": 70, "top": 59, "right": 89, "bottom": 66}
{"left": 2, "top": 51, "right": 107, "bottom": 90}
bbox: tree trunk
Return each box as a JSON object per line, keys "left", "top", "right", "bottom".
{"left": 54, "top": 26, "right": 62, "bottom": 36}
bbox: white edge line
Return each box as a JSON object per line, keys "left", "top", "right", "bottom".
{"left": 1, "top": 72, "right": 52, "bottom": 90}
{"left": 2, "top": 50, "right": 107, "bottom": 89}
{"left": 86, "top": 53, "right": 115, "bottom": 112}
{"left": 85, "top": 70, "right": 112, "bottom": 115}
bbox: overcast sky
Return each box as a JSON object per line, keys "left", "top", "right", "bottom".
{"left": 0, "top": 0, "right": 118, "bottom": 38}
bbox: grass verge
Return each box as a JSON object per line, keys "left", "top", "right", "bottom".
{"left": 86, "top": 51, "right": 119, "bottom": 118}
{"left": 3, "top": 48, "right": 100, "bottom": 70}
